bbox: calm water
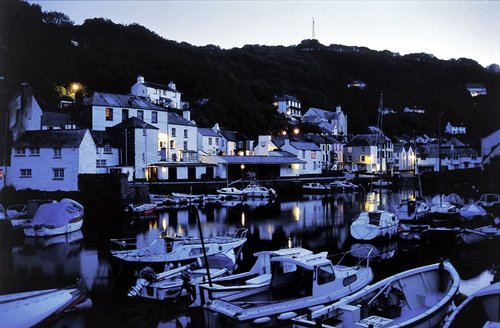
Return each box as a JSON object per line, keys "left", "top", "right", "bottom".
{"left": 0, "top": 191, "right": 498, "bottom": 327}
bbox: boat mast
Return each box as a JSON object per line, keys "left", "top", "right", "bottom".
{"left": 192, "top": 206, "right": 213, "bottom": 287}
{"left": 378, "top": 93, "right": 384, "bottom": 206}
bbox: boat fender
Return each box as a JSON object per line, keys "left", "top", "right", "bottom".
{"left": 253, "top": 317, "right": 271, "bottom": 324}
{"left": 277, "top": 311, "right": 297, "bottom": 320}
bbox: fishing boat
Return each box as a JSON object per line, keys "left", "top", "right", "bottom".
{"left": 460, "top": 225, "right": 500, "bottom": 245}
{"left": 350, "top": 210, "right": 399, "bottom": 241}
{"left": 443, "top": 281, "right": 500, "bottom": 328}
{"left": 0, "top": 281, "right": 92, "bottom": 328}
{"left": 292, "top": 260, "right": 460, "bottom": 328}
{"left": 203, "top": 250, "right": 373, "bottom": 327}
{"left": 392, "top": 199, "right": 429, "bottom": 221}
{"left": 111, "top": 228, "right": 248, "bottom": 264}
{"left": 23, "top": 199, "right": 84, "bottom": 237}
{"left": 242, "top": 180, "right": 277, "bottom": 198}
{"left": 193, "top": 247, "right": 313, "bottom": 306}
{"left": 302, "top": 182, "right": 330, "bottom": 193}
{"left": 125, "top": 203, "right": 157, "bottom": 216}
{"left": 127, "top": 254, "right": 235, "bottom": 301}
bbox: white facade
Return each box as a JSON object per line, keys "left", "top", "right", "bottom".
{"left": 280, "top": 139, "right": 322, "bottom": 175}
{"left": 89, "top": 103, "right": 167, "bottom": 132}
{"left": 301, "top": 106, "right": 348, "bottom": 136}
{"left": 158, "top": 120, "right": 198, "bottom": 162}
{"left": 197, "top": 128, "right": 220, "bottom": 156}
{"left": 273, "top": 94, "right": 302, "bottom": 119}
{"left": 8, "top": 84, "right": 43, "bottom": 141}
{"left": 134, "top": 127, "right": 158, "bottom": 179}
{"left": 131, "top": 75, "right": 182, "bottom": 109}
{"left": 445, "top": 122, "right": 466, "bottom": 135}
{"left": 394, "top": 145, "right": 416, "bottom": 172}
{"left": 254, "top": 135, "right": 278, "bottom": 156}
{"left": 95, "top": 144, "right": 120, "bottom": 174}
{"left": 344, "top": 144, "right": 378, "bottom": 173}
{"left": 8, "top": 130, "right": 97, "bottom": 191}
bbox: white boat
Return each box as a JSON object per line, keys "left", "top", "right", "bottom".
{"left": 302, "top": 182, "right": 330, "bottom": 193}
{"left": 149, "top": 193, "right": 168, "bottom": 205}
{"left": 476, "top": 193, "right": 500, "bottom": 212}
{"left": 127, "top": 254, "right": 235, "bottom": 301}
{"left": 0, "top": 281, "right": 92, "bottom": 328}
{"left": 111, "top": 228, "right": 248, "bottom": 264}
{"left": 242, "top": 180, "right": 277, "bottom": 198}
{"left": 203, "top": 194, "right": 228, "bottom": 202}
{"left": 171, "top": 192, "right": 204, "bottom": 203}
{"left": 459, "top": 203, "right": 488, "bottom": 221}
{"left": 0, "top": 199, "right": 56, "bottom": 228}
{"left": 392, "top": 199, "right": 429, "bottom": 221}
{"left": 429, "top": 195, "right": 460, "bottom": 227}
{"left": 370, "top": 179, "right": 392, "bottom": 188}
{"left": 23, "top": 199, "right": 84, "bottom": 237}
{"left": 444, "top": 281, "right": 500, "bottom": 328}
{"left": 329, "top": 180, "right": 360, "bottom": 192}
{"left": 203, "top": 250, "right": 373, "bottom": 327}
{"left": 460, "top": 225, "right": 500, "bottom": 245}
{"left": 125, "top": 203, "right": 157, "bottom": 216}
{"left": 216, "top": 187, "right": 244, "bottom": 198}
{"left": 292, "top": 260, "right": 460, "bottom": 328}
{"left": 350, "top": 210, "right": 399, "bottom": 241}
{"left": 193, "top": 247, "right": 314, "bottom": 306}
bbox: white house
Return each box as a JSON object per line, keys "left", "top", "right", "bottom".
{"left": 273, "top": 93, "right": 302, "bottom": 120}
{"left": 198, "top": 128, "right": 220, "bottom": 156}
{"left": 253, "top": 135, "right": 279, "bottom": 156}
{"left": 130, "top": 75, "right": 184, "bottom": 109}
{"left": 158, "top": 111, "right": 198, "bottom": 162}
{"left": 417, "top": 139, "right": 481, "bottom": 172}
{"left": 344, "top": 134, "right": 394, "bottom": 173}
{"left": 302, "top": 133, "right": 344, "bottom": 171}
{"left": 8, "top": 129, "right": 97, "bottom": 191}
{"left": 278, "top": 139, "right": 322, "bottom": 175}
{"left": 8, "top": 83, "right": 43, "bottom": 141}
{"left": 445, "top": 122, "right": 466, "bottom": 135}
{"left": 301, "top": 106, "right": 348, "bottom": 136}
{"left": 393, "top": 143, "right": 416, "bottom": 172}
{"left": 480, "top": 129, "right": 500, "bottom": 168}
{"left": 90, "top": 131, "right": 120, "bottom": 174}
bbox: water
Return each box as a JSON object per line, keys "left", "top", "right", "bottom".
{"left": 0, "top": 191, "right": 498, "bottom": 327}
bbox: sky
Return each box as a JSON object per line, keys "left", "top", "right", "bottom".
{"left": 31, "top": 0, "right": 500, "bottom": 67}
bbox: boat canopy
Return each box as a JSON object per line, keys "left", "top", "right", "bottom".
{"left": 270, "top": 252, "right": 330, "bottom": 270}
{"left": 29, "top": 201, "right": 81, "bottom": 227}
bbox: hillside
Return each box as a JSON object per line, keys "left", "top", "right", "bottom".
{"left": 1, "top": 0, "right": 499, "bottom": 139}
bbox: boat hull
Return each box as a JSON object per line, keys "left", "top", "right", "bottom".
{"left": 23, "top": 218, "right": 83, "bottom": 237}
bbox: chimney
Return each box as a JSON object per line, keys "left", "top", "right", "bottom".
{"left": 336, "top": 105, "right": 341, "bottom": 113}
{"left": 168, "top": 81, "right": 176, "bottom": 90}
{"left": 212, "top": 123, "right": 220, "bottom": 133}
{"left": 137, "top": 75, "right": 145, "bottom": 84}
{"left": 182, "top": 110, "right": 190, "bottom": 121}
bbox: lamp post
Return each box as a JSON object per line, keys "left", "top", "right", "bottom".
{"left": 240, "top": 164, "right": 245, "bottom": 188}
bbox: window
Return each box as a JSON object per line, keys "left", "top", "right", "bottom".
{"left": 361, "top": 155, "right": 365, "bottom": 162}
{"left": 311, "top": 151, "right": 316, "bottom": 159}
{"left": 317, "top": 265, "right": 336, "bottom": 285}
{"left": 96, "top": 159, "right": 107, "bottom": 167}
{"left": 183, "top": 141, "right": 188, "bottom": 150}
{"left": 137, "top": 110, "right": 144, "bottom": 121}
{"left": 348, "top": 155, "right": 352, "bottom": 162}
{"left": 302, "top": 150, "right": 306, "bottom": 159}
{"left": 53, "top": 147, "right": 62, "bottom": 158}
{"left": 105, "top": 108, "right": 113, "bottom": 121}
{"left": 20, "top": 169, "right": 32, "bottom": 178}
{"left": 171, "top": 128, "right": 176, "bottom": 137}
{"left": 348, "top": 147, "right": 353, "bottom": 153}
{"left": 472, "top": 154, "right": 478, "bottom": 160}
{"left": 53, "top": 168, "right": 64, "bottom": 179}
{"left": 184, "top": 129, "right": 188, "bottom": 138}
{"left": 208, "top": 138, "right": 213, "bottom": 145}
{"left": 29, "top": 148, "right": 40, "bottom": 156}
{"left": 142, "top": 153, "right": 145, "bottom": 163}
{"left": 96, "top": 147, "right": 99, "bottom": 154}
{"left": 0, "top": 169, "right": 2, "bottom": 179}
{"left": 215, "top": 138, "right": 219, "bottom": 146}
{"left": 15, "top": 148, "right": 25, "bottom": 156}
{"left": 170, "top": 140, "right": 175, "bottom": 149}
{"left": 153, "top": 89, "right": 157, "bottom": 94}
{"left": 103, "top": 144, "right": 112, "bottom": 154}
{"left": 152, "top": 111, "right": 158, "bottom": 123}
{"left": 122, "top": 109, "right": 129, "bottom": 121}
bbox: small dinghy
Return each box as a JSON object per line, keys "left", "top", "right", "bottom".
{"left": 125, "top": 203, "right": 157, "bottom": 216}
{"left": 460, "top": 225, "right": 500, "bottom": 245}
{"left": 0, "top": 281, "right": 92, "bottom": 328}
{"left": 302, "top": 182, "right": 330, "bottom": 193}
{"left": 350, "top": 210, "right": 399, "bottom": 241}
{"left": 292, "top": 260, "right": 460, "bottom": 328}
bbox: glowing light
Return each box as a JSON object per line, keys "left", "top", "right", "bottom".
{"left": 241, "top": 212, "right": 246, "bottom": 226}
{"left": 293, "top": 128, "right": 300, "bottom": 135}
{"left": 292, "top": 205, "right": 301, "bottom": 221}
{"left": 162, "top": 218, "right": 167, "bottom": 230}
{"left": 71, "top": 83, "right": 80, "bottom": 93}
{"left": 240, "top": 164, "right": 245, "bottom": 170}
{"left": 288, "top": 237, "right": 292, "bottom": 248}
{"left": 281, "top": 130, "right": 287, "bottom": 136}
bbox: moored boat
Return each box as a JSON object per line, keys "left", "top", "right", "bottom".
{"left": 242, "top": 180, "right": 277, "bottom": 198}
{"left": 216, "top": 187, "right": 244, "bottom": 198}
{"left": 459, "top": 203, "right": 489, "bottom": 222}
{"left": 476, "top": 193, "right": 500, "bottom": 215}
{"left": 350, "top": 210, "right": 399, "bottom": 241}
{"left": 23, "top": 199, "right": 84, "bottom": 237}
{"left": 460, "top": 225, "right": 500, "bottom": 245}
{"left": 203, "top": 250, "right": 373, "bottom": 327}
{"left": 370, "top": 179, "right": 392, "bottom": 188}
{"left": 111, "top": 228, "right": 248, "bottom": 264}
{"left": 302, "top": 182, "right": 330, "bottom": 193}
{"left": 292, "top": 260, "right": 460, "bottom": 328}
{"left": 125, "top": 203, "right": 157, "bottom": 216}
{"left": 392, "top": 199, "right": 429, "bottom": 221}
{"left": 0, "top": 199, "right": 56, "bottom": 228}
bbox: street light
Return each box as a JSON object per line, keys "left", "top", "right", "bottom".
{"left": 240, "top": 164, "right": 245, "bottom": 187}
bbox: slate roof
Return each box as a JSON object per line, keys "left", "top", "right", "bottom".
{"left": 303, "top": 133, "right": 342, "bottom": 145}
{"left": 302, "top": 107, "right": 341, "bottom": 122}
{"left": 167, "top": 112, "right": 196, "bottom": 127}
{"left": 274, "top": 93, "right": 300, "bottom": 103}
{"left": 90, "top": 130, "right": 117, "bottom": 147}
{"left": 217, "top": 155, "right": 306, "bottom": 165}
{"left": 143, "top": 81, "right": 178, "bottom": 93}
{"left": 350, "top": 134, "right": 391, "bottom": 146}
{"left": 42, "top": 111, "right": 72, "bottom": 127}
{"left": 198, "top": 128, "right": 220, "bottom": 137}
{"left": 109, "top": 117, "right": 158, "bottom": 130}
{"left": 289, "top": 141, "right": 321, "bottom": 151}
{"left": 14, "top": 129, "right": 88, "bottom": 148}
{"left": 219, "top": 130, "right": 238, "bottom": 142}
{"left": 84, "top": 92, "right": 165, "bottom": 110}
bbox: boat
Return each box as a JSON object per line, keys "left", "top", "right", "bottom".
{"left": 302, "top": 182, "right": 330, "bottom": 193}
{"left": 460, "top": 225, "right": 500, "bottom": 245}
{"left": 203, "top": 194, "right": 228, "bottom": 202}
{"left": 459, "top": 203, "right": 488, "bottom": 222}
{"left": 0, "top": 280, "right": 92, "bottom": 328}
{"left": 392, "top": 199, "right": 429, "bottom": 221}
{"left": 125, "top": 203, "right": 157, "bottom": 216}
{"left": 171, "top": 192, "right": 204, "bottom": 203}
{"left": 23, "top": 198, "right": 84, "bottom": 237}
{"left": 127, "top": 254, "right": 235, "bottom": 301}
{"left": 350, "top": 210, "right": 399, "bottom": 241}
{"left": 203, "top": 250, "right": 373, "bottom": 327}
{"left": 292, "top": 260, "right": 460, "bottom": 328}
{"left": 398, "top": 223, "right": 430, "bottom": 242}
{"left": 329, "top": 180, "right": 360, "bottom": 192}
{"left": 429, "top": 195, "right": 460, "bottom": 227}
{"left": 0, "top": 199, "right": 56, "bottom": 228}
{"left": 443, "top": 281, "right": 500, "bottom": 328}
{"left": 444, "top": 193, "right": 464, "bottom": 208}
{"left": 216, "top": 186, "right": 244, "bottom": 198}
{"left": 476, "top": 193, "right": 500, "bottom": 214}
{"left": 111, "top": 228, "right": 248, "bottom": 264}
{"left": 350, "top": 242, "right": 397, "bottom": 261}
{"left": 242, "top": 180, "right": 277, "bottom": 198}
{"left": 370, "top": 179, "right": 392, "bottom": 188}
{"left": 193, "top": 247, "right": 314, "bottom": 306}
{"left": 150, "top": 193, "right": 168, "bottom": 205}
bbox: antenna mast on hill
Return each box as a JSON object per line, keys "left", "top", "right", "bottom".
{"left": 312, "top": 17, "right": 316, "bottom": 40}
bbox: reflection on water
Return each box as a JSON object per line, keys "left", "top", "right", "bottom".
{"left": 0, "top": 191, "right": 498, "bottom": 327}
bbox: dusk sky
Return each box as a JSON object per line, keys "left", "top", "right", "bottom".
{"left": 31, "top": 1, "right": 499, "bottom": 67}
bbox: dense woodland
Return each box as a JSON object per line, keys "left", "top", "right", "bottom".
{"left": 1, "top": 0, "right": 499, "bottom": 140}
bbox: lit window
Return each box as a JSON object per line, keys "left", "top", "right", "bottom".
{"left": 152, "top": 111, "right": 158, "bottom": 123}
{"left": 105, "top": 108, "right": 113, "bottom": 121}
{"left": 0, "top": 169, "right": 3, "bottom": 179}
{"left": 20, "top": 169, "right": 32, "bottom": 178}
{"left": 53, "top": 147, "right": 62, "bottom": 158}
{"left": 53, "top": 168, "right": 64, "bottom": 179}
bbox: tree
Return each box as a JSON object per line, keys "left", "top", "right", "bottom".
{"left": 42, "top": 11, "right": 74, "bottom": 26}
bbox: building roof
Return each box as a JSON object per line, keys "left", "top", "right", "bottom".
{"left": 198, "top": 128, "right": 220, "bottom": 137}
{"left": 219, "top": 130, "right": 238, "bottom": 142}
{"left": 274, "top": 93, "right": 300, "bottom": 103}
{"left": 142, "top": 81, "right": 178, "bottom": 93}
{"left": 289, "top": 141, "right": 321, "bottom": 151}
{"left": 350, "top": 134, "right": 391, "bottom": 146}
{"left": 42, "top": 111, "right": 72, "bottom": 127}
{"left": 14, "top": 129, "right": 88, "bottom": 148}
{"left": 217, "top": 155, "right": 306, "bottom": 165}
{"left": 167, "top": 112, "right": 196, "bottom": 127}
{"left": 109, "top": 117, "right": 158, "bottom": 130}
{"left": 90, "top": 130, "right": 117, "bottom": 147}
{"left": 84, "top": 92, "right": 165, "bottom": 110}
{"left": 302, "top": 107, "right": 342, "bottom": 122}
{"left": 418, "top": 143, "right": 479, "bottom": 157}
